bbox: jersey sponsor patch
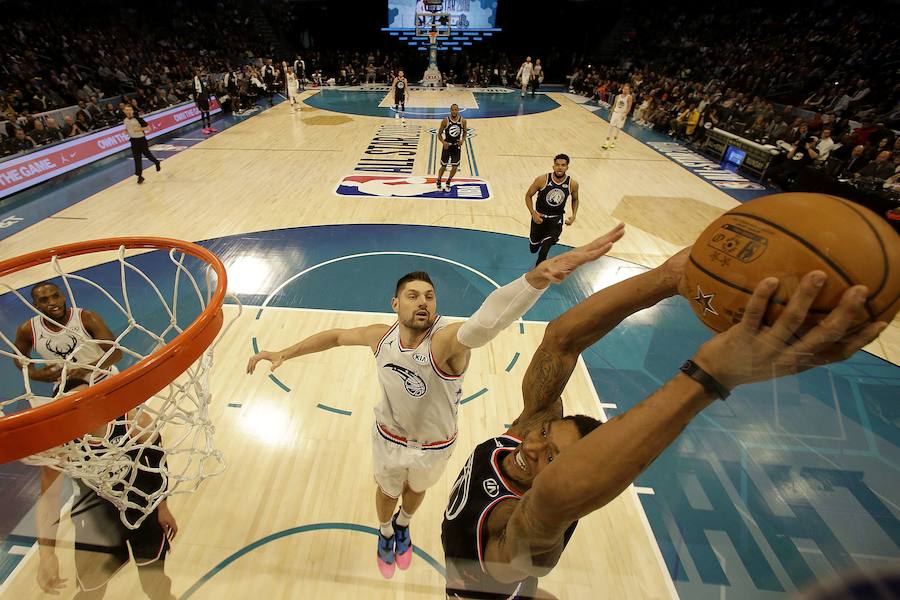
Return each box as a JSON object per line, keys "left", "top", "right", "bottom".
{"left": 413, "top": 352, "right": 429, "bottom": 365}
{"left": 337, "top": 175, "right": 491, "bottom": 201}
{"left": 482, "top": 478, "right": 500, "bottom": 498}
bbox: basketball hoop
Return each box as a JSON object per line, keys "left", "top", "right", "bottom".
{"left": 0, "top": 237, "right": 239, "bottom": 528}
{"left": 429, "top": 30, "right": 438, "bottom": 46}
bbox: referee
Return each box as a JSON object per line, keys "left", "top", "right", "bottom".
{"left": 123, "top": 104, "right": 160, "bottom": 184}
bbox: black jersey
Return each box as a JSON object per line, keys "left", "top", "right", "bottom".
{"left": 534, "top": 174, "right": 570, "bottom": 217}
{"left": 441, "top": 434, "right": 578, "bottom": 599}
{"left": 394, "top": 78, "right": 407, "bottom": 97}
{"left": 72, "top": 417, "right": 167, "bottom": 519}
{"left": 443, "top": 116, "right": 464, "bottom": 146}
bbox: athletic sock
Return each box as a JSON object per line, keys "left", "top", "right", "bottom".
{"left": 380, "top": 521, "right": 395, "bottom": 538}
{"left": 395, "top": 508, "right": 413, "bottom": 528}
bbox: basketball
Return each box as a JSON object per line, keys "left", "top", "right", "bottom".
{"left": 683, "top": 193, "right": 900, "bottom": 332}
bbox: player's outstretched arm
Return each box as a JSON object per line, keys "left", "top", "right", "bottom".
{"left": 514, "top": 247, "right": 686, "bottom": 424}
{"left": 488, "top": 272, "right": 886, "bottom": 582}
{"left": 247, "top": 324, "right": 390, "bottom": 373}
{"left": 431, "top": 225, "right": 625, "bottom": 377}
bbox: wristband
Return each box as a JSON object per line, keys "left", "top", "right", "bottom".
{"left": 679, "top": 359, "right": 730, "bottom": 400}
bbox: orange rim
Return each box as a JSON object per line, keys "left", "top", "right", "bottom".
{"left": 0, "top": 237, "right": 227, "bottom": 463}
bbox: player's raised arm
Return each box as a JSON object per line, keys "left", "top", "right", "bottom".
{"left": 247, "top": 323, "right": 390, "bottom": 373}
{"left": 514, "top": 248, "right": 687, "bottom": 424}
{"left": 487, "top": 272, "right": 886, "bottom": 583}
{"left": 430, "top": 224, "right": 625, "bottom": 378}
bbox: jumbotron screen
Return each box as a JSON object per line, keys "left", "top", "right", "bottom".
{"left": 387, "top": 0, "right": 498, "bottom": 29}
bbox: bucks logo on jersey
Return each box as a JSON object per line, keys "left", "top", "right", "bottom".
{"left": 385, "top": 363, "right": 427, "bottom": 397}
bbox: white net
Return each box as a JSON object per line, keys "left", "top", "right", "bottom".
{"left": 0, "top": 244, "right": 239, "bottom": 529}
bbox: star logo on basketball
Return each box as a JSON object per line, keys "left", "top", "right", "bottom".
{"left": 545, "top": 188, "right": 566, "bottom": 206}
{"left": 692, "top": 285, "right": 719, "bottom": 316}
{"left": 385, "top": 363, "right": 427, "bottom": 397}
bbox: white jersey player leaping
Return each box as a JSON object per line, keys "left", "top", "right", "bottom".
{"left": 246, "top": 225, "right": 625, "bottom": 581}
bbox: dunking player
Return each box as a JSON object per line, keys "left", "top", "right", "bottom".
{"left": 602, "top": 83, "right": 634, "bottom": 149}
{"left": 12, "top": 282, "right": 122, "bottom": 391}
{"left": 436, "top": 104, "right": 467, "bottom": 191}
{"left": 192, "top": 68, "right": 215, "bottom": 134}
{"left": 390, "top": 70, "right": 409, "bottom": 113}
{"left": 442, "top": 248, "right": 887, "bottom": 599}
{"left": 35, "top": 379, "right": 178, "bottom": 599}
{"left": 525, "top": 154, "right": 580, "bottom": 266}
{"left": 246, "top": 226, "right": 624, "bottom": 579}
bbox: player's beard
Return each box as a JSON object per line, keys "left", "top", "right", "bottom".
{"left": 402, "top": 312, "right": 434, "bottom": 332}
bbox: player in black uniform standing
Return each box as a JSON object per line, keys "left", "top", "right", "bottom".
{"left": 262, "top": 59, "right": 277, "bottom": 106}
{"left": 35, "top": 379, "right": 178, "bottom": 599}
{"left": 193, "top": 68, "right": 214, "bottom": 134}
{"left": 391, "top": 70, "right": 409, "bottom": 113}
{"left": 525, "top": 154, "right": 580, "bottom": 267}
{"left": 442, "top": 238, "right": 887, "bottom": 598}
{"left": 436, "top": 104, "right": 467, "bottom": 191}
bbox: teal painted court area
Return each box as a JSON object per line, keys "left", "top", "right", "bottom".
{"left": 1, "top": 223, "right": 898, "bottom": 599}
{"left": 303, "top": 88, "right": 560, "bottom": 119}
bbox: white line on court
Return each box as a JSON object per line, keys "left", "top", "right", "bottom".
{"left": 577, "top": 356, "right": 679, "bottom": 600}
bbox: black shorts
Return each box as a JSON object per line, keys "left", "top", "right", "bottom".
{"left": 395, "top": 93, "right": 406, "bottom": 105}
{"left": 196, "top": 96, "right": 210, "bottom": 111}
{"left": 441, "top": 144, "right": 462, "bottom": 167}
{"left": 529, "top": 216, "right": 564, "bottom": 249}
{"left": 72, "top": 492, "right": 169, "bottom": 591}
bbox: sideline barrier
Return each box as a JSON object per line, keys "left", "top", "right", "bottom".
{"left": 0, "top": 98, "right": 220, "bottom": 199}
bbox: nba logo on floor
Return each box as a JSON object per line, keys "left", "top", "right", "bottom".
{"left": 336, "top": 175, "right": 491, "bottom": 201}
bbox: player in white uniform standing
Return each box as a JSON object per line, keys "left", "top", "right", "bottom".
{"left": 283, "top": 62, "right": 300, "bottom": 111}
{"left": 602, "top": 83, "right": 634, "bottom": 149}
{"left": 516, "top": 56, "right": 534, "bottom": 98}
{"left": 12, "top": 282, "right": 122, "bottom": 394}
{"left": 246, "top": 225, "right": 624, "bottom": 579}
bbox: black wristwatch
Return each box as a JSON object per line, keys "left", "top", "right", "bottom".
{"left": 679, "top": 359, "right": 731, "bottom": 401}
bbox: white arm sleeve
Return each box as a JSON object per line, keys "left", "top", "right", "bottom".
{"left": 457, "top": 275, "right": 545, "bottom": 348}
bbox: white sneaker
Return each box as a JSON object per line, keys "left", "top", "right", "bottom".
{"left": 444, "top": 183, "right": 452, "bottom": 191}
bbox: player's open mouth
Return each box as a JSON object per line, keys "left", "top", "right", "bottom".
{"left": 416, "top": 311, "right": 428, "bottom": 318}
{"left": 515, "top": 448, "right": 528, "bottom": 473}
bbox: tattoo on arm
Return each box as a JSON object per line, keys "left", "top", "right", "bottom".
{"left": 521, "top": 345, "right": 577, "bottom": 415}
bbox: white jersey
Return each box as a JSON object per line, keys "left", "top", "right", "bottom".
{"left": 374, "top": 316, "right": 463, "bottom": 444}
{"left": 31, "top": 308, "right": 105, "bottom": 367}
{"left": 612, "top": 93, "right": 632, "bottom": 115}
{"left": 518, "top": 62, "right": 533, "bottom": 83}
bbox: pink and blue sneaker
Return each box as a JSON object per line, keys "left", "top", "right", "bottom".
{"left": 392, "top": 513, "right": 412, "bottom": 570}
{"left": 376, "top": 532, "right": 396, "bottom": 578}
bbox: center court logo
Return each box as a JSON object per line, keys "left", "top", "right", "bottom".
{"left": 336, "top": 174, "right": 491, "bottom": 201}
